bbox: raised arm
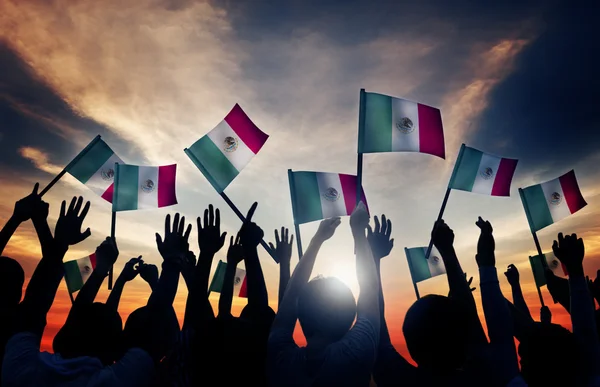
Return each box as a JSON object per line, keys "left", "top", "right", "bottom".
{"left": 270, "top": 217, "right": 340, "bottom": 336}
{"left": 0, "top": 183, "right": 46, "bottom": 255}
{"left": 218, "top": 234, "right": 244, "bottom": 319}
{"left": 476, "top": 217, "right": 520, "bottom": 384}
{"left": 269, "top": 228, "right": 293, "bottom": 305}
{"left": 72, "top": 237, "right": 118, "bottom": 309}
{"left": 504, "top": 264, "right": 533, "bottom": 321}
{"left": 553, "top": 233, "right": 600, "bottom": 380}
{"left": 238, "top": 202, "right": 269, "bottom": 309}
{"left": 19, "top": 196, "right": 91, "bottom": 337}
{"left": 106, "top": 256, "right": 143, "bottom": 311}
{"left": 139, "top": 263, "right": 159, "bottom": 292}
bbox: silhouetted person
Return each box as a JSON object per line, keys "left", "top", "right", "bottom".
{"left": 0, "top": 257, "right": 24, "bottom": 382}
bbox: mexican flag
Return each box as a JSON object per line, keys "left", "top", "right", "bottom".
{"left": 185, "top": 104, "right": 269, "bottom": 192}
{"left": 288, "top": 171, "right": 368, "bottom": 224}
{"left": 112, "top": 164, "right": 178, "bottom": 211}
{"left": 449, "top": 145, "right": 518, "bottom": 197}
{"left": 405, "top": 246, "right": 446, "bottom": 283}
{"left": 64, "top": 253, "right": 97, "bottom": 293}
{"left": 208, "top": 261, "right": 247, "bottom": 298}
{"left": 520, "top": 170, "right": 587, "bottom": 233}
{"left": 66, "top": 136, "right": 123, "bottom": 202}
{"left": 359, "top": 91, "right": 445, "bottom": 159}
{"left": 530, "top": 252, "right": 568, "bottom": 288}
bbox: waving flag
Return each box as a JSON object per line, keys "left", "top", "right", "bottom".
{"left": 530, "top": 252, "right": 568, "bottom": 288}
{"left": 66, "top": 136, "right": 123, "bottom": 202}
{"left": 185, "top": 104, "right": 269, "bottom": 192}
{"left": 64, "top": 254, "right": 97, "bottom": 293}
{"left": 359, "top": 92, "right": 445, "bottom": 159}
{"left": 288, "top": 171, "right": 367, "bottom": 224}
{"left": 520, "top": 170, "right": 587, "bottom": 233}
{"left": 112, "top": 164, "right": 177, "bottom": 211}
{"left": 406, "top": 246, "right": 446, "bottom": 283}
{"left": 208, "top": 261, "right": 247, "bottom": 298}
{"left": 449, "top": 145, "right": 518, "bottom": 197}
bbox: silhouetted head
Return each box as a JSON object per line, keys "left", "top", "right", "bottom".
{"left": 0, "top": 257, "right": 24, "bottom": 308}
{"left": 297, "top": 276, "right": 356, "bottom": 342}
{"left": 54, "top": 303, "right": 122, "bottom": 365}
{"left": 519, "top": 322, "right": 579, "bottom": 387}
{"left": 403, "top": 295, "right": 470, "bottom": 371}
{"left": 123, "top": 305, "right": 179, "bottom": 361}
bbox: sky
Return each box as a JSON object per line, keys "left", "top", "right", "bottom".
{"left": 0, "top": 0, "right": 599, "bottom": 359}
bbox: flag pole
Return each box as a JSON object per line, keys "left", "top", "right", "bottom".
{"left": 287, "top": 169, "right": 304, "bottom": 259}
{"left": 529, "top": 256, "right": 546, "bottom": 308}
{"left": 40, "top": 135, "right": 102, "bottom": 197}
{"left": 424, "top": 143, "right": 465, "bottom": 260}
{"left": 520, "top": 188, "right": 546, "bottom": 307}
{"left": 356, "top": 89, "right": 366, "bottom": 206}
{"left": 108, "top": 210, "right": 116, "bottom": 290}
{"left": 405, "top": 248, "right": 421, "bottom": 299}
{"left": 218, "top": 192, "right": 279, "bottom": 263}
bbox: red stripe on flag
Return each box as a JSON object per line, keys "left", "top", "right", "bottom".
{"left": 559, "top": 170, "right": 587, "bottom": 214}
{"left": 417, "top": 104, "right": 445, "bottom": 159}
{"left": 561, "top": 262, "right": 569, "bottom": 277}
{"left": 239, "top": 276, "right": 248, "bottom": 298}
{"left": 339, "top": 174, "right": 369, "bottom": 216}
{"left": 100, "top": 183, "right": 114, "bottom": 203}
{"left": 491, "top": 158, "right": 518, "bottom": 196}
{"left": 158, "top": 164, "right": 178, "bottom": 208}
{"left": 224, "top": 104, "right": 269, "bottom": 154}
{"left": 89, "top": 253, "right": 97, "bottom": 269}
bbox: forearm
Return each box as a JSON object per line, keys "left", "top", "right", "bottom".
{"left": 244, "top": 248, "right": 268, "bottom": 307}
{"left": 376, "top": 261, "right": 392, "bottom": 345}
{"left": 196, "top": 253, "right": 215, "bottom": 294}
{"left": 480, "top": 266, "right": 519, "bottom": 380}
{"left": 183, "top": 262, "right": 214, "bottom": 331}
{"left": 569, "top": 273, "right": 600, "bottom": 374}
{"left": 510, "top": 283, "right": 533, "bottom": 321}
{"left": 106, "top": 276, "right": 127, "bottom": 311}
{"left": 218, "top": 264, "right": 237, "bottom": 318}
{"left": 278, "top": 261, "right": 291, "bottom": 305}
{"left": 0, "top": 216, "right": 20, "bottom": 255}
{"left": 354, "top": 231, "right": 380, "bottom": 329}
{"left": 32, "top": 217, "right": 53, "bottom": 257}
{"left": 157, "top": 261, "right": 180, "bottom": 306}
{"left": 73, "top": 270, "right": 106, "bottom": 308}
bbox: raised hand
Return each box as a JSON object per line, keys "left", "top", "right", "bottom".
{"left": 504, "top": 264, "right": 520, "bottom": 287}
{"left": 587, "top": 270, "right": 600, "bottom": 304}
{"left": 350, "top": 201, "right": 369, "bottom": 234}
{"left": 239, "top": 202, "right": 264, "bottom": 248}
{"left": 431, "top": 219, "right": 454, "bottom": 253}
{"left": 174, "top": 251, "right": 197, "bottom": 285}
{"left": 314, "top": 217, "right": 341, "bottom": 243}
{"left": 228, "top": 233, "right": 244, "bottom": 266}
{"left": 553, "top": 232, "right": 585, "bottom": 277}
{"left": 367, "top": 214, "right": 394, "bottom": 260}
{"left": 475, "top": 216, "right": 495, "bottom": 268}
{"left": 94, "top": 237, "right": 119, "bottom": 275}
{"left": 466, "top": 273, "right": 476, "bottom": 292}
{"left": 156, "top": 213, "right": 192, "bottom": 261}
{"left": 540, "top": 306, "right": 552, "bottom": 324}
{"left": 54, "top": 196, "right": 91, "bottom": 249}
{"left": 13, "top": 183, "right": 43, "bottom": 222}
{"left": 269, "top": 227, "right": 294, "bottom": 264}
{"left": 121, "top": 256, "right": 143, "bottom": 282}
{"left": 139, "top": 263, "right": 159, "bottom": 286}
{"left": 197, "top": 204, "right": 226, "bottom": 256}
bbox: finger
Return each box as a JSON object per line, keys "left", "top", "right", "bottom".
{"left": 290, "top": 234, "right": 294, "bottom": 246}
{"left": 215, "top": 208, "right": 220, "bottom": 230}
{"left": 209, "top": 204, "right": 214, "bottom": 226}
{"left": 155, "top": 233, "right": 163, "bottom": 247}
{"left": 178, "top": 215, "right": 185, "bottom": 235}
{"left": 386, "top": 219, "right": 392, "bottom": 237}
{"left": 235, "top": 232, "right": 241, "bottom": 245}
{"left": 80, "top": 201, "right": 91, "bottom": 220}
{"left": 60, "top": 200, "right": 66, "bottom": 218}
{"left": 552, "top": 240, "right": 559, "bottom": 255}
{"left": 246, "top": 202, "right": 258, "bottom": 223}
{"left": 285, "top": 228, "right": 289, "bottom": 243}
{"left": 557, "top": 232, "right": 564, "bottom": 246}
{"left": 173, "top": 213, "right": 180, "bottom": 234}
{"left": 268, "top": 242, "right": 275, "bottom": 251}
{"left": 220, "top": 232, "right": 227, "bottom": 244}
{"left": 230, "top": 236, "right": 234, "bottom": 247}
{"left": 203, "top": 208, "right": 208, "bottom": 229}
{"left": 367, "top": 225, "right": 373, "bottom": 238}
{"left": 390, "top": 238, "right": 394, "bottom": 248}
{"left": 281, "top": 227, "right": 285, "bottom": 243}
{"left": 74, "top": 196, "right": 83, "bottom": 215}
{"left": 274, "top": 228, "right": 280, "bottom": 244}
{"left": 374, "top": 215, "right": 380, "bottom": 233}
{"left": 79, "top": 228, "right": 91, "bottom": 242}
{"left": 32, "top": 182, "right": 39, "bottom": 195}
{"left": 196, "top": 217, "right": 201, "bottom": 233}
{"left": 381, "top": 215, "right": 387, "bottom": 235}
{"left": 165, "top": 214, "right": 171, "bottom": 235}
{"left": 68, "top": 196, "right": 77, "bottom": 214}
{"left": 184, "top": 224, "right": 192, "bottom": 241}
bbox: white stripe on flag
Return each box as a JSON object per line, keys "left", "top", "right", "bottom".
{"left": 546, "top": 253, "right": 568, "bottom": 277}
{"left": 391, "top": 98, "right": 420, "bottom": 152}
{"left": 426, "top": 247, "right": 446, "bottom": 277}
{"left": 137, "top": 166, "right": 159, "bottom": 209}
{"left": 233, "top": 268, "right": 246, "bottom": 295}
{"left": 85, "top": 154, "right": 123, "bottom": 196}
{"left": 207, "top": 120, "right": 256, "bottom": 172}
{"left": 471, "top": 153, "right": 502, "bottom": 195}
{"left": 540, "top": 178, "right": 571, "bottom": 223}
{"left": 77, "top": 256, "right": 94, "bottom": 284}
{"left": 316, "top": 173, "right": 346, "bottom": 218}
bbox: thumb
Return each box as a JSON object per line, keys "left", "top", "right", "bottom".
{"left": 77, "top": 228, "right": 92, "bottom": 243}
{"left": 155, "top": 233, "right": 163, "bottom": 246}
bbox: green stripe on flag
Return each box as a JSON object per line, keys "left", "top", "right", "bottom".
{"left": 530, "top": 255, "right": 547, "bottom": 288}
{"left": 113, "top": 164, "right": 139, "bottom": 211}
{"left": 67, "top": 140, "right": 114, "bottom": 184}
{"left": 361, "top": 93, "right": 392, "bottom": 153}
{"left": 407, "top": 248, "right": 431, "bottom": 283}
{"left": 521, "top": 185, "right": 553, "bottom": 232}
{"left": 291, "top": 172, "right": 323, "bottom": 224}
{"left": 209, "top": 261, "right": 227, "bottom": 293}
{"left": 449, "top": 146, "right": 482, "bottom": 192}
{"left": 187, "top": 136, "right": 239, "bottom": 192}
{"left": 64, "top": 260, "right": 84, "bottom": 293}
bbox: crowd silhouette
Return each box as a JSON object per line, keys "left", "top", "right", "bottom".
{"left": 1, "top": 184, "right": 599, "bottom": 386}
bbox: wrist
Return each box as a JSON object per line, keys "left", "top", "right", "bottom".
{"left": 566, "top": 264, "right": 584, "bottom": 278}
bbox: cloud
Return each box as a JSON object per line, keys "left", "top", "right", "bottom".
{"left": 18, "top": 147, "right": 64, "bottom": 175}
